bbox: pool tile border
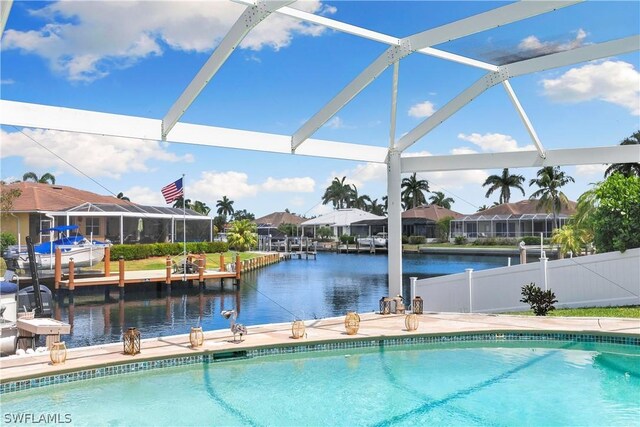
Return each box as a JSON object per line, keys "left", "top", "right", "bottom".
{"left": 2, "top": 331, "right": 638, "bottom": 395}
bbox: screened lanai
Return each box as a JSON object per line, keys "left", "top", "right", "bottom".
{"left": 1, "top": 0, "right": 638, "bottom": 297}
{"left": 450, "top": 213, "right": 570, "bottom": 240}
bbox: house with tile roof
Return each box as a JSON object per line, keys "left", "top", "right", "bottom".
{"left": 450, "top": 199, "right": 577, "bottom": 240}
{"left": 300, "top": 208, "right": 385, "bottom": 238}
{"left": 253, "top": 211, "right": 306, "bottom": 238}
{"left": 1, "top": 182, "right": 214, "bottom": 245}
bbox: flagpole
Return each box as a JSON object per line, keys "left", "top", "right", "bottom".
{"left": 182, "top": 173, "right": 187, "bottom": 282}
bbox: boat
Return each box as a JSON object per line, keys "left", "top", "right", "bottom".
{"left": 0, "top": 278, "right": 18, "bottom": 356}
{"left": 357, "top": 232, "right": 388, "bottom": 247}
{"left": 2, "top": 225, "right": 109, "bottom": 271}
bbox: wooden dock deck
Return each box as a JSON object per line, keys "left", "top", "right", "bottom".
{"left": 58, "top": 269, "right": 237, "bottom": 288}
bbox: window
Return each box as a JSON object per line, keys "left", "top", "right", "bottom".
{"left": 85, "top": 217, "right": 100, "bottom": 236}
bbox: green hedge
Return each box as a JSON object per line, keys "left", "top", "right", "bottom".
{"left": 472, "top": 238, "right": 518, "bottom": 246}
{"left": 521, "top": 236, "right": 551, "bottom": 245}
{"left": 339, "top": 235, "right": 356, "bottom": 244}
{"left": 110, "top": 242, "right": 229, "bottom": 261}
{"left": 408, "top": 235, "right": 426, "bottom": 244}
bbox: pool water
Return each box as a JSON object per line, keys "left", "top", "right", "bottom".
{"left": 3, "top": 342, "right": 639, "bottom": 426}
{"left": 51, "top": 252, "right": 517, "bottom": 348}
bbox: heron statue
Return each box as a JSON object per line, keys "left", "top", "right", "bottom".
{"left": 221, "top": 310, "right": 247, "bottom": 343}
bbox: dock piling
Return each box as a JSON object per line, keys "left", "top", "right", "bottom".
{"left": 165, "top": 256, "right": 172, "bottom": 285}
{"left": 104, "top": 246, "right": 111, "bottom": 277}
{"left": 118, "top": 257, "right": 125, "bottom": 299}
{"left": 219, "top": 254, "right": 226, "bottom": 272}
{"left": 54, "top": 247, "right": 62, "bottom": 290}
{"left": 235, "top": 255, "right": 241, "bottom": 281}
{"left": 198, "top": 254, "right": 205, "bottom": 285}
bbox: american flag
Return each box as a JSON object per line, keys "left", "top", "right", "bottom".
{"left": 161, "top": 178, "right": 184, "bottom": 204}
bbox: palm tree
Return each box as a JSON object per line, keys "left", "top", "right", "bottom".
{"left": 216, "top": 196, "right": 235, "bottom": 217}
{"left": 605, "top": 130, "right": 640, "bottom": 178}
{"left": 192, "top": 200, "right": 211, "bottom": 215}
{"left": 429, "top": 191, "right": 454, "bottom": 209}
{"left": 116, "top": 192, "right": 130, "bottom": 201}
{"left": 227, "top": 219, "right": 257, "bottom": 252}
{"left": 23, "top": 172, "right": 56, "bottom": 184}
{"left": 477, "top": 205, "right": 488, "bottom": 212}
{"left": 401, "top": 173, "right": 429, "bottom": 210}
{"left": 529, "top": 166, "right": 575, "bottom": 229}
{"left": 551, "top": 224, "right": 591, "bottom": 258}
{"left": 348, "top": 185, "right": 371, "bottom": 210}
{"left": 368, "top": 198, "right": 386, "bottom": 216}
{"left": 322, "top": 176, "right": 351, "bottom": 209}
{"left": 173, "top": 197, "right": 192, "bottom": 209}
{"left": 482, "top": 168, "right": 525, "bottom": 204}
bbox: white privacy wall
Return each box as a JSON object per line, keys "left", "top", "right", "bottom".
{"left": 414, "top": 248, "right": 640, "bottom": 313}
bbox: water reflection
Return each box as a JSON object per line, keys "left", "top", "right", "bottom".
{"left": 50, "top": 252, "right": 514, "bottom": 348}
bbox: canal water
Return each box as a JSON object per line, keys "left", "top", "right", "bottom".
{"left": 50, "top": 252, "right": 517, "bottom": 349}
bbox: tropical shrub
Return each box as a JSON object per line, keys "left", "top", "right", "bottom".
{"left": 551, "top": 224, "right": 591, "bottom": 257}
{"left": 436, "top": 216, "right": 453, "bottom": 242}
{"left": 592, "top": 173, "right": 640, "bottom": 253}
{"left": 316, "top": 226, "right": 333, "bottom": 239}
{"left": 408, "top": 235, "right": 426, "bottom": 245}
{"left": 340, "top": 234, "right": 356, "bottom": 244}
{"left": 520, "top": 282, "right": 557, "bottom": 316}
{"left": 454, "top": 235, "right": 467, "bottom": 245}
{"left": 472, "top": 238, "right": 517, "bottom": 246}
{"left": 0, "top": 232, "right": 16, "bottom": 254}
{"left": 521, "top": 236, "right": 550, "bottom": 245}
{"left": 402, "top": 235, "right": 409, "bottom": 244}
{"left": 227, "top": 219, "right": 258, "bottom": 252}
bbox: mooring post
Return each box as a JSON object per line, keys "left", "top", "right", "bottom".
{"left": 54, "top": 247, "right": 62, "bottom": 290}
{"left": 219, "top": 253, "right": 226, "bottom": 272}
{"left": 104, "top": 245, "right": 111, "bottom": 277}
{"left": 198, "top": 254, "right": 205, "bottom": 285}
{"left": 165, "top": 256, "right": 172, "bottom": 285}
{"left": 118, "top": 256, "right": 125, "bottom": 299}
{"left": 235, "top": 255, "right": 241, "bottom": 280}
{"left": 68, "top": 258, "right": 75, "bottom": 292}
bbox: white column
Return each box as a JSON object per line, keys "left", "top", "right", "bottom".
{"left": 387, "top": 149, "right": 402, "bottom": 297}
{"left": 410, "top": 277, "right": 417, "bottom": 301}
{"left": 540, "top": 255, "right": 548, "bottom": 291}
{"left": 466, "top": 268, "right": 474, "bottom": 313}
{"left": 119, "top": 214, "right": 124, "bottom": 245}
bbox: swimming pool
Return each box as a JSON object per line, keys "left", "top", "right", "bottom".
{"left": 3, "top": 339, "right": 638, "bottom": 426}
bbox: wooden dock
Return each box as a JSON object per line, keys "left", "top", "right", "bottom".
{"left": 57, "top": 269, "right": 237, "bottom": 288}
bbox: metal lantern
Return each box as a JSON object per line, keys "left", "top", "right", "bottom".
{"left": 123, "top": 327, "right": 141, "bottom": 355}
{"left": 405, "top": 314, "right": 419, "bottom": 331}
{"left": 412, "top": 296, "right": 424, "bottom": 315}
{"left": 344, "top": 312, "right": 360, "bottom": 335}
{"left": 50, "top": 341, "right": 67, "bottom": 365}
{"left": 393, "top": 295, "right": 406, "bottom": 314}
{"left": 379, "top": 297, "right": 391, "bottom": 315}
{"left": 190, "top": 326, "right": 204, "bottom": 348}
{"left": 291, "top": 320, "right": 306, "bottom": 339}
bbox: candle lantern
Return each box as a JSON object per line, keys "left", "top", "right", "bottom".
{"left": 405, "top": 314, "right": 419, "bottom": 332}
{"left": 344, "top": 312, "right": 360, "bottom": 335}
{"left": 50, "top": 341, "right": 67, "bottom": 364}
{"left": 123, "top": 327, "right": 141, "bottom": 355}
{"left": 190, "top": 327, "right": 204, "bottom": 348}
{"left": 291, "top": 320, "right": 306, "bottom": 339}
{"left": 379, "top": 297, "right": 391, "bottom": 315}
{"left": 412, "top": 296, "right": 424, "bottom": 315}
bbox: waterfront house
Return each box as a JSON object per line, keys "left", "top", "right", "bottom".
{"left": 300, "top": 208, "right": 385, "bottom": 239}
{"left": 1, "top": 182, "right": 215, "bottom": 245}
{"left": 450, "top": 199, "right": 577, "bottom": 240}
{"left": 402, "top": 205, "right": 463, "bottom": 239}
{"left": 253, "top": 211, "right": 306, "bottom": 238}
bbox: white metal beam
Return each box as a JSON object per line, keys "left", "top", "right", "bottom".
{"left": 400, "top": 145, "right": 640, "bottom": 173}
{"left": 506, "top": 35, "right": 640, "bottom": 78}
{"left": 389, "top": 62, "right": 399, "bottom": 149}
{"left": 1, "top": 100, "right": 387, "bottom": 163}
{"left": 1, "top": 0, "right": 13, "bottom": 36}
{"left": 291, "top": 0, "right": 576, "bottom": 152}
{"left": 501, "top": 80, "right": 545, "bottom": 158}
{"left": 387, "top": 149, "right": 403, "bottom": 297}
{"left": 161, "top": 0, "right": 292, "bottom": 139}
{"left": 396, "top": 71, "right": 503, "bottom": 152}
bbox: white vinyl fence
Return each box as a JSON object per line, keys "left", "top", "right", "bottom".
{"left": 414, "top": 248, "right": 640, "bottom": 313}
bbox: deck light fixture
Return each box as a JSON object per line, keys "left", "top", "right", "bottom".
{"left": 50, "top": 341, "right": 67, "bottom": 364}
{"left": 405, "top": 314, "right": 419, "bottom": 332}
{"left": 344, "top": 312, "right": 360, "bottom": 335}
{"left": 412, "top": 296, "right": 424, "bottom": 315}
{"left": 190, "top": 327, "right": 204, "bottom": 348}
{"left": 291, "top": 320, "right": 305, "bottom": 339}
{"left": 123, "top": 327, "right": 141, "bottom": 355}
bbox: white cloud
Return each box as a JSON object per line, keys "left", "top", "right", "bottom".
{"left": 188, "top": 171, "right": 316, "bottom": 204}
{"left": 326, "top": 163, "right": 386, "bottom": 190}
{"left": 2, "top": 1, "right": 334, "bottom": 82}
{"left": 451, "top": 147, "right": 478, "bottom": 155}
{"left": 408, "top": 101, "right": 436, "bottom": 118}
{"left": 122, "top": 186, "right": 165, "bottom": 206}
{"left": 518, "top": 28, "right": 587, "bottom": 54}
{"left": 262, "top": 177, "right": 315, "bottom": 193}
{"left": 541, "top": 60, "right": 640, "bottom": 115}
{"left": 457, "top": 133, "right": 536, "bottom": 152}
{"left": 1, "top": 79, "right": 15, "bottom": 85}
{"left": 402, "top": 151, "right": 488, "bottom": 191}
{"left": 326, "top": 116, "right": 346, "bottom": 129}
{"left": 574, "top": 164, "right": 607, "bottom": 177}
{"left": 0, "top": 129, "right": 193, "bottom": 179}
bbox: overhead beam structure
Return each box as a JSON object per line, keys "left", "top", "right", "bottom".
{"left": 401, "top": 146, "right": 640, "bottom": 173}
{"left": 396, "top": 35, "right": 639, "bottom": 152}
{"left": 161, "top": 0, "right": 293, "bottom": 139}
{"left": 501, "top": 80, "right": 545, "bottom": 158}
{"left": 291, "top": 0, "right": 579, "bottom": 152}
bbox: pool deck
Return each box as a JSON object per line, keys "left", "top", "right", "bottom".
{"left": 1, "top": 312, "right": 639, "bottom": 383}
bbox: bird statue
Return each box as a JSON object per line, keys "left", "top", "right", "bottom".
{"left": 221, "top": 309, "right": 247, "bottom": 343}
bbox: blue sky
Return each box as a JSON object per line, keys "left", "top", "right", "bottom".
{"left": 1, "top": 1, "right": 639, "bottom": 218}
